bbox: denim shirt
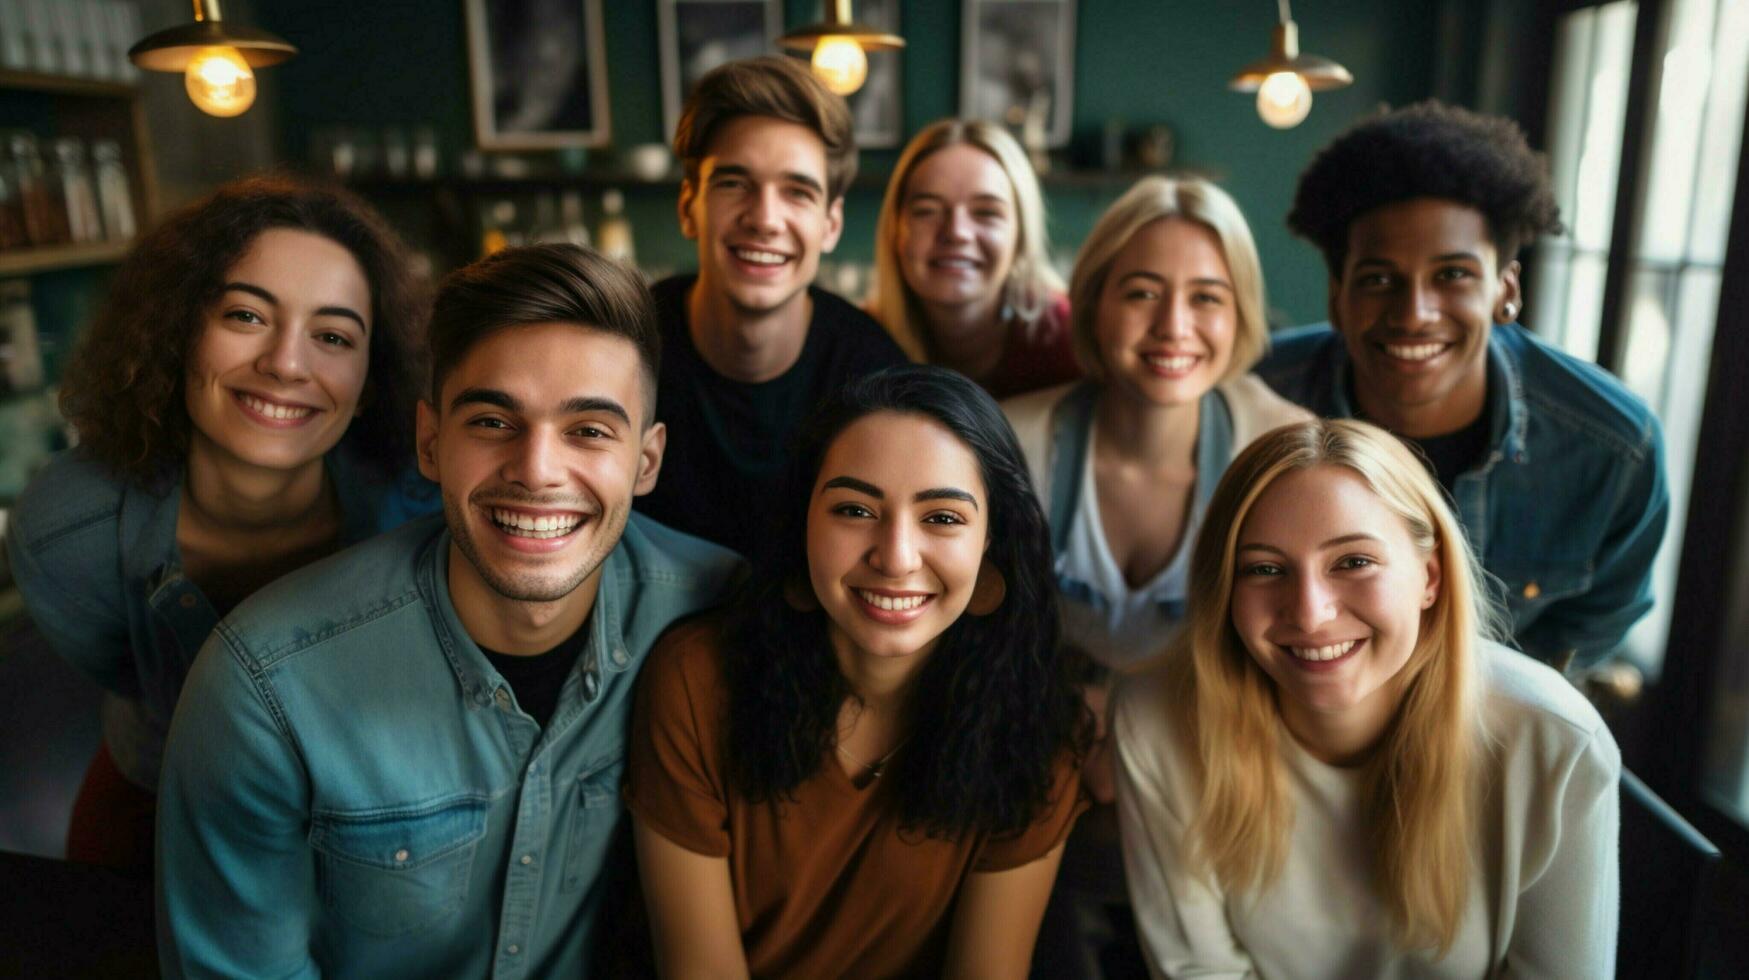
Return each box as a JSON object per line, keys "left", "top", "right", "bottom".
{"left": 155, "top": 512, "right": 743, "bottom": 980}
{"left": 1255, "top": 322, "right": 1669, "bottom": 668}
{"left": 2, "top": 447, "right": 438, "bottom": 788}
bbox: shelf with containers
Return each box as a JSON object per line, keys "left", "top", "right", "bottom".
{"left": 0, "top": 66, "right": 157, "bottom": 506}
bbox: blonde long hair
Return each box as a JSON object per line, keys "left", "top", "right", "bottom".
{"left": 1067, "top": 176, "right": 1270, "bottom": 385}
{"left": 1166, "top": 418, "right": 1490, "bottom": 953}
{"left": 869, "top": 119, "right": 1064, "bottom": 362}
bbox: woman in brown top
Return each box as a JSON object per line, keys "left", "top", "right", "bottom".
{"left": 627, "top": 366, "right": 1092, "bottom": 978}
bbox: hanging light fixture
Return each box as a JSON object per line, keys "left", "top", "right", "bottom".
{"left": 1229, "top": 0, "right": 1352, "bottom": 129}
{"left": 128, "top": 0, "right": 297, "bottom": 117}
{"left": 777, "top": 0, "right": 905, "bottom": 96}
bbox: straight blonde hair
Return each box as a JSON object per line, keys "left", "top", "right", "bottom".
{"left": 870, "top": 119, "right": 1064, "bottom": 362}
{"left": 1067, "top": 176, "right": 1269, "bottom": 384}
{"left": 1163, "top": 418, "right": 1490, "bottom": 953}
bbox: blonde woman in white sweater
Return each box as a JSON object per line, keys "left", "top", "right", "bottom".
{"left": 1114, "top": 418, "right": 1620, "bottom": 978}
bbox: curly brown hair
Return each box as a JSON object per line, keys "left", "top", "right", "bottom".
{"left": 58, "top": 174, "right": 430, "bottom": 483}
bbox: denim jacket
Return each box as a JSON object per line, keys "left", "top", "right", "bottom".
{"left": 2, "top": 447, "right": 437, "bottom": 789}
{"left": 155, "top": 512, "right": 742, "bottom": 980}
{"left": 1255, "top": 322, "right": 1669, "bottom": 669}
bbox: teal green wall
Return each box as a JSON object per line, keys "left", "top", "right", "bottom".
{"left": 256, "top": 0, "right": 1442, "bottom": 325}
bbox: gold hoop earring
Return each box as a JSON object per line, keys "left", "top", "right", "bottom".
{"left": 783, "top": 576, "right": 819, "bottom": 612}
{"left": 967, "top": 562, "right": 1007, "bottom": 616}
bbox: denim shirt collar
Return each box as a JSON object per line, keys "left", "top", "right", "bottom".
{"left": 1322, "top": 325, "right": 1530, "bottom": 465}
{"left": 416, "top": 527, "right": 632, "bottom": 713}
{"left": 125, "top": 451, "right": 406, "bottom": 660}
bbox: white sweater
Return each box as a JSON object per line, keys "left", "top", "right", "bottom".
{"left": 1113, "top": 641, "right": 1621, "bottom": 979}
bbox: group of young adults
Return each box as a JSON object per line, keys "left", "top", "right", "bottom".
{"left": 3, "top": 52, "right": 1664, "bottom": 979}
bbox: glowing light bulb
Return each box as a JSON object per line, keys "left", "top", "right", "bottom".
{"left": 184, "top": 46, "right": 256, "bottom": 117}
{"left": 1256, "top": 71, "right": 1312, "bottom": 128}
{"left": 811, "top": 36, "right": 868, "bottom": 95}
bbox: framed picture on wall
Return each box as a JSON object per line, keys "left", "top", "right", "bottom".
{"left": 465, "top": 0, "right": 612, "bottom": 149}
{"left": 659, "top": 0, "right": 782, "bottom": 142}
{"left": 465, "top": 0, "right": 608, "bottom": 149}
{"left": 960, "top": 0, "right": 1077, "bottom": 149}
{"left": 846, "top": 0, "right": 902, "bottom": 148}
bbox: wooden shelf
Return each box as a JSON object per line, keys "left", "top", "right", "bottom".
{"left": 0, "top": 69, "right": 137, "bottom": 99}
{"left": 0, "top": 241, "right": 132, "bottom": 276}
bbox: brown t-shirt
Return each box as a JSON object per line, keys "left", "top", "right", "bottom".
{"left": 625, "top": 619, "right": 1087, "bottom": 979}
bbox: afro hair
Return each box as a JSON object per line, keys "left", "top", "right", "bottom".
{"left": 1287, "top": 100, "right": 1563, "bottom": 277}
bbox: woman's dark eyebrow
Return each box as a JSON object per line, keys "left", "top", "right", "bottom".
{"left": 224, "top": 280, "right": 367, "bottom": 330}
{"left": 916, "top": 488, "right": 978, "bottom": 510}
{"left": 822, "top": 476, "right": 883, "bottom": 497}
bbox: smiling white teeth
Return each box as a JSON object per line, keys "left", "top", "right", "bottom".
{"left": 856, "top": 590, "right": 929, "bottom": 611}
{"left": 239, "top": 393, "right": 313, "bottom": 420}
{"left": 1288, "top": 640, "right": 1359, "bottom": 662}
{"left": 733, "top": 247, "right": 786, "bottom": 265}
{"left": 1385, "top": 342, "right": 1448, "bottom": 362}
{"left": 490, "top": 509, "right": 583, "bottom": 538}
{"left": 1144, "top": 355, "right": 1198, "bottom": 372}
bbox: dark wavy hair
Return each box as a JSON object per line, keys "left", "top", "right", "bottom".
{"left": 58, "top": 173, "right": 429, "bottom": 483}
{"left": 1288, "top": 100, "right": 1563, "bottom": 276}
{"left": 722, "top": 365, "right": 1092, "bottom": 840}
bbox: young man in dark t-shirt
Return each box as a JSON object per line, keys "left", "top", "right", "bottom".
{"left": 635, "top": 56, "right": 907, "bottom": 559}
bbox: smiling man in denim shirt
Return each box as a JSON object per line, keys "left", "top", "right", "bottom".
{"left": 156, "top": 245, "right": 743, "bottom": 978}
{"left": 1257, "top": 102, "right": 1668, "bottom": 671}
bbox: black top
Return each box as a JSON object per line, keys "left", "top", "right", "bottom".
{"left": 1347, "top": 375, "right": 1494, "bottom": 494}
{"left": 480, "top": 621, "right": 588, "bottom": 729}
{"left": 636, "top": 275, "right": 908, "bottom": 559}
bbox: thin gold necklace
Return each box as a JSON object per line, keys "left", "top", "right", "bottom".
{"left": 835, "top": 736, "right": 910, "bottom": 778}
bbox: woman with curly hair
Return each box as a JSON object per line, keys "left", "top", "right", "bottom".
{"left": 625, "top": 365, "right": 1092, "bottom": 978}
{"left": 867, "top": 119, "right": 1078, "bottom": 397}
{"left": 4, "top": 174, "right": 433, "bottom": 870}
{"left": 1115, "top": 418, "right": 1620, "bottom": 977}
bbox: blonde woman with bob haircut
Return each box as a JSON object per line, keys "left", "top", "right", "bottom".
{"left": 1113, "top": 418, "right": 1621, "bottom": 978}
{"left": 1005, "top": 175, "right": 1306, "bottom": 976}
{"left": 870, "top": 119, "right": 1078, "bottom": 397}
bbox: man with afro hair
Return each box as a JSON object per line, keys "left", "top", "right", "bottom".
{"left": 1257, "top": 100, "right": 1668, "bottom": 671}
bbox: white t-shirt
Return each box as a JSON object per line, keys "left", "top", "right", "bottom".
{"left": 1113, "top": 641, "right": 1621, "bottom": 979}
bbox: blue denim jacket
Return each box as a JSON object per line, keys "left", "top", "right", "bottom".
{"left": 1255, "top": 322, "right": 1669, "bottom": 668}
{"left": 155, "top": 513, "right": 743, "bottom": 979}
{"left": 2, "top": 447, "right": 437, "bottom": 788}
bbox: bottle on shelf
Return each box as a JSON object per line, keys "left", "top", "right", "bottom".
{"left": 596, "top": 189, "right": 634, "bottom": 265}
{"left": 91, "top": 139, "right": 134, "bottom": 242}
{"left": 528, "top": 194, "right": 562, "bottom": 246}
{"left": 559, "top": 191, "right": 591, "bottom": 249}
{"left": 0, "top": 278, "right": 44, "bottom": 392}
{"left": 51, "top": 137, "right": 102, "bottom": 244}
{"left": 480, "top": 199, "right": 516, "bottom": 256}
{"left": 8, "top": 133, "right": 70, "bottom": 247}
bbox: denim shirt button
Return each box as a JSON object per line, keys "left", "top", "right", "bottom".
{"left": 179, "top": 593, "right": 198, "bottom": 608}
{"left": 582, "top": 671, "right": 600, "bottom": 701}
{"left": 1522, "top": 581, "right": 1541, "bottom": 599}
{"left": 520, "top": 853, "right": 533, "bottom": 866}
{"left": 506, "top": 944, "right": 520, "bottom": 956}
{"left": 494, "top": 688, "right": 512, "bottom": 710}
{"left": 393, "top": 848, "right": 410, "bottom": 863}
{"left": 611, "top": 647, "right": 628, "bottom": 667}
